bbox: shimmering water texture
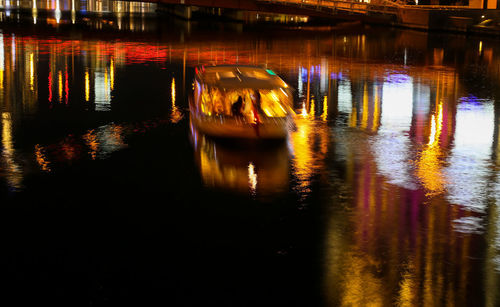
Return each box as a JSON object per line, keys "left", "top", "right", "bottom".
{"left": 0, "top": 4, "right": 499, "bottom": 306}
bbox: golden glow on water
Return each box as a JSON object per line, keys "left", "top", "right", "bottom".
{"left": 171, "top": 77, "right": 175, "bottom": 106}
{"left": 171, "top": 77, "right": 182, "bottom": 123}
{"left": 339, "top": 252, "right": 384, "bottom": 307}
{"left": 417, "top": 102, "right": 446, "bottom": 196}
{"left": 321, "top": 96, "right": 328, "bottom": 122}
{"left": 191, "top": 122, "right": 288, "bottom": 195}
{"left": 110, "top": 58, "right": 114, "bottom": 90}
{"left": 58, "top": 70, "right": 63, "bottom": 103}
{"left": 372, "top": 86, "right": 380, "bottom": 132}
{"left": 34, "top": 144, "right": 51, "bottom": 172}
{"left": 83, "top": 129, "right": 98, "bottom": 160}
{"left": 349, "top": 107, "right": 357, "bottom": 127}
{"left": 361, "top": 84, "right": 369, "bottom": 130}
{"left": 104, "top": 67, "right": 109, "bottom": 101}
{"left": 248, "top": 162, "right": 257, "bottom": 193}
{"left": 85, "top": 70, "right": 89, "bottom": 101}
{"left": 29, "top": 53, "right": 34, "bottom": 91}
{"left": 1, "top": 112, "right": 22, "bottom": 189}
{"left": 300, "top": 102, "right": 308, "bottom": 118}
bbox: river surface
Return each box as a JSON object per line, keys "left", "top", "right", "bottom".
{"left": 0, "top": 1, "right": 499, "bottom": 306}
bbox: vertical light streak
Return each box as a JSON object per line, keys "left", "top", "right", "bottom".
{"left": 171, "top": 77, "right": 176, "bottom": 107}
{"left": 48, "top": 71, "right": 53, "bottom": 102}
{"left": 417, "top": 101, "right": 445, "bottom": 195}
{"left": 361, "top": 83, "right": 369, "bottom": 129}
{"left": 29, "top": 53, "right": 34, "bottom": 91}
{"left": 71, "top": 0, "right": 76, "bottom": 24}
{"left": 85, "top": 70, "right": 89, "bottom": 101}
{"left": 58, "top": 70, "right": 63, "bottom": 103}
{"left": 55, "top": 0, "right": 61, "bottom": 23}
{"left": 301, "top": 102, "right": 308, "bottom": 118}
{"left": 110, "top": 58, "right": 114, "bottom": 90}
{"left": 2, "top": 112, "right": 22, "bottom": 189}
{"left": 104, "top": 67, "right": 109, "bottom": 100}
{"left": 65, "top": 69, "right": 69, "bottom": 104}
{"left": 372, "top": 86, "right": 380, "bottom": 132}
{"left": 321, "top": 96, "right": 328, "bottom": 122}
{"left": 0, "top": 33, "right": 4, "bottom": 90}
{"left": 32, "top": 0, "right": 37, "bottom": 24}
{"left": 11, "top": 35, "right": 15, "bottom": 69}
{"left": 171, "top": 77, "right": 182, "bottom": 123}
{"left": 248, "top": 162, "right": 257, "bottom": 193}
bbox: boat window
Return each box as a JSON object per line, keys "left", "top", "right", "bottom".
{"left": 260, "top": 90, "right": 288, "bottom": 117}
{"left": 198, "top": 87, "right": 291, "bottom": 118}
{"left": 241, "top": 70, "right": 271, "bottom": 80}
{"left": 216, "top": 71, "right": 237, "bottom": 79}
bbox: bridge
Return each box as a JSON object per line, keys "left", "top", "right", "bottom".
{"left": 156, "top": 0, "right": 401, "bottom": 21}
{"left": 152, "top": 0, "right": 496, "bottom": 32}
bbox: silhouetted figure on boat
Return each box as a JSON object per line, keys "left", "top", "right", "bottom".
{"left": 231, "top": 96, "right": 243, "bottom": 117}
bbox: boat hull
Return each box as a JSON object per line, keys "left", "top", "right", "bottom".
{"left": 189, "top": 102, "right": 292, "bottom": 140}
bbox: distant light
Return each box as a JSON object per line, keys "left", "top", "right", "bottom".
{"left": 266, "top": 69, "right": 276, "bottom": 76}
{"left": 481, "top": 15, "right": 485, "bottom": 18}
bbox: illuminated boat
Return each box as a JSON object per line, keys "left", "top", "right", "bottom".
{"left": 189, "top": 65, "right": 295, "bottom": 139}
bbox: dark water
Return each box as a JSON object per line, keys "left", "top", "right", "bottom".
{"left": 0, "top": 2, "right": 499, "bottom": 306}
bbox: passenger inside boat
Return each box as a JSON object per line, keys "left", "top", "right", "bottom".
{"left": 231, "top": 96, "right": 243, "bottom": 117}
{"left": 198, "top": 86, "right": 291, "bottom": 120}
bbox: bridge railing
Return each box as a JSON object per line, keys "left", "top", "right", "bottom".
{"left": 257, "top": 0, "right": 472, "bottom": 16}
{"left": 258, "top": 0, "right": 402, "bottom": 16}
{"left": 257, "top": 0, "right": 402, "bottom": 16}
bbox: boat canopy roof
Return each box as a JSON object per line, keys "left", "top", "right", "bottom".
{"left": 196, "top": 65, "right": 288, "bottom": 90}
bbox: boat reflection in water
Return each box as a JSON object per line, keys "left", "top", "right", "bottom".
{"left": 189, "top": 120, "right": 290, "bottom": 196}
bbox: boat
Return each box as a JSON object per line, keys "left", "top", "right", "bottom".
{"left": 189, "top": 65, "right": 295, "bottom": 139}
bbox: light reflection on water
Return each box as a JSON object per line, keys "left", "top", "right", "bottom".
{"left": 0, "top": 10, "right": 498, "bottom": 305}
{"left": 189, "top": 120, "right": 290, "bottom": 196}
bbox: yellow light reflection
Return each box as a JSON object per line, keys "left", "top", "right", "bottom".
{"left": 289, "top": 116, "right": 330, "bottom": 192}
{"left": 416, "top": 102, "right": 446, "bottom": 195}
{"left": 104, "top": 67, "right": 109, "bottom": 101}
{"left": 192, "top": 122, "right": 288, "bottom": 195}
{"left": 171, "top": 77, "right": 176, "bottom": 106}
{"left": 58, "top": 70, "right": 62, "bottom": 103}
{"left": 171, "top": 77, "right": 182, "bottom": 123}
{"left": 85, "top": 70, "right": 90, "bottom": 101}
{"left": 340, "top": 252, "right": 384, "bottom": 306}
{"left": 349, "top": 107, "right": 357, "bottom": 127}
{"left": 29, "top": 53, "right": 34, "bottom": 91}
{"left": 372, "top": 87, "right": 380, "bottom": 132}
{"left": 110, "top": 58, "right": 114, "bottom": 90}
{"left": 34, "top": 144, "right": 51, "bottom": 172}
{"left": 248, "top": 162, "right": 257, "bottom": 193}
{"left": 361, "top": 84, "right": 369, "bottom": 129}
{"left": 0, "top": 34, "right": 4, "bottom": 90}
{"left": 300, "top": 102, "right": 308, "bottom": 118}
{"left": 321, "top": 96, "right": 328, "bottom": 122}
{"left": 83, "top": 129, "right": 98, "bottom": 160}
{"left": 2, "top": 112, "right": 23, "bottom": 189}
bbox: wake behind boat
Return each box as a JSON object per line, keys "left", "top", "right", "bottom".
{"left": 189, "top": 65, "right": 295, "bottom": 139}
